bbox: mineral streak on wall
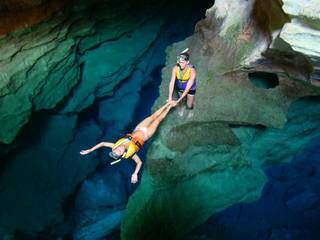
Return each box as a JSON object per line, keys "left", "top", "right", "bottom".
{"left": 0, "top": 0, "right": 75, "bottom": 36}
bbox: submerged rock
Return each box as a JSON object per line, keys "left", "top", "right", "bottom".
{"left": 72, "top": 1, "right": 214, "bottom": 238}
{"left": 0, "top": 115, "right": 100, "bottom": 236}
{"left": 189, "top": 133, "right": 320, "bottom": 240}
{"left": 121, "top": 1, "right": 320, "bottom": 239}
{"left": 0, "top": 0, "right": 166, "bottom": 144}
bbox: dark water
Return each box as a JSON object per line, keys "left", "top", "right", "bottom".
{"left": 0, "top": 0, "right": 214, "bottom": 239}
{"left": 190, "top": 136, "right": 320, "bottom": 240}
{"left": 70, "top": 1, "right": 214, "bottom": 239}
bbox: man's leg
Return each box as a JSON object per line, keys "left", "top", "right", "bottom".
{"left": 186, "top": 94, "right": 195, "bottom": 118}
{"left": 177, "top": 91, "right": 186, "bottom": 117}
{"left": 187, "top": 94, "right": 195, "bottom": 109}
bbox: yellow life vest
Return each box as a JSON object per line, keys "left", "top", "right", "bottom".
{"left": 176, "top": 65, "right": 192, "bottom": 82}
{"left": 112, "top": 134, "right": 144, "bottom": 159}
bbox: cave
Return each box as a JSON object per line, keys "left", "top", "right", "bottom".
{"left": 0, "top": 0, "right": 213, "bottom": 239}
{"left": 248, "top": 72, "right": 279, "bottom": 89}
{"left": 0, "top": 0, "right": 320, "bottom": 240}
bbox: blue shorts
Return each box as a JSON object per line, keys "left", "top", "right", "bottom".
{"left": 176, "top": 80, "right": 196, "bottom": 95}
{"left": 178, "top": 89, "right": 196, "bottom": 95}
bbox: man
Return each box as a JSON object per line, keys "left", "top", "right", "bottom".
{"left": 168, "top": 49, "right": 196, "bottom": 117}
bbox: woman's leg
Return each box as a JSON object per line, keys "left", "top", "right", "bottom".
{"left": 135, "top": 102, "right": 171, "bottom": 130}
{"left": 144, "top": 104, "right": 172, "bottom": 140}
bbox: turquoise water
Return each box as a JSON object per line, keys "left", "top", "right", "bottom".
{"left": 0, "top": 0, "right": 212, "bottom": 239}
{"left": 190, "top": 136, "right": 320, "bottom": 240}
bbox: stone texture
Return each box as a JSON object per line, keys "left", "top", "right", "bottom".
{"left": 0, "top": 115, "right": 101, "bottom": 236}
{"left": 72, "top": 1, "right": 213, "bottom": 238}
{"left": 0, "top": 0, "right": 73, "bottom": 35}
{"left": 189, "top": 130, "right": 320, "bottom": 240}
{"left": 269, "top": 0, "right": 320, "bottom": 83}
{"left": 73, "top": 167, "right": 127, "bottom": 240}
{"left": 0, "top": 0, "right": 212, "bottom": 238}
{"left": 62, "top": 15, "right": 164, "bottom": 112}
{"left": 0, "top": 0, "right": 320, "bottom": 239}
{"left": 0, "top": 10, "right": 80, "bottom": 144}
{"left": 120, "top": 1, "right": 320, "bottom": 239}
{"left": 0, "top": 0, "right": 167, "bottom": 144}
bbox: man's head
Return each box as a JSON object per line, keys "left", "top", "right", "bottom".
{"left": 109, "top": 145, "right": 125, "bottom": 160}
{"left": 177, "top": 52, "right": 189, "bottom": 69}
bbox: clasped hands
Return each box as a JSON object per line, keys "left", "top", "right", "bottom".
{"left": 166, "top": 99, "right": 179, "bottom": 107}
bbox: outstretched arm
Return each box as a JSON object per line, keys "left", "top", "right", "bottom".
{"left": 80, "top": 142, "right": 114, "bottom": 155}
{"left": 131, "top": 154, "right": 142, "bottom": 184}
{"left": 168, "top": 66, "right": 177, "bottom": 102}
{"left": 177, "top": 68, "right": 196, "bottom": 103}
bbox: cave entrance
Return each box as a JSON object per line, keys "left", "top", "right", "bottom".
{"left": 248, "top": 72, "right": 279, "bottom": 89}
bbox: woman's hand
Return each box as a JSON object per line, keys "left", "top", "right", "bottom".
{"left": 171, "top": 100, "right": 178, "bottom": 107}
{"left": 80, "top": 149, "right": 91, "bottom": 155}
{"left": 131, "top": 173, "right": 138, "bottom": 184}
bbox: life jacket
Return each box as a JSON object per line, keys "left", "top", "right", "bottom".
{"left": 112, "top": 134, "right": 144, "bottom": 159}
{"left": 176, "top": 64, "right": 194, "bottom": 83}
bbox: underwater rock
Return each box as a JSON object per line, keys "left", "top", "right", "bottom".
{"left": 73, "top": 167, "right": 128, "bottom": 240}
{"left": 0, "top": 115, "right": 101, "bottom": 236}
{"left": 121, "top": 1, "right": 320, "bottom": 239}
{"left": 188, "top": 134, "right": 320, "bottom": 240}
{"left": 0, "top": 0, "right": 166, "bottom": 144}
{"left": 73, "top": 1, "right": 213, "bottom": 237}
{"left": 74, "top": 210, "right": 124, "bottom": 240}
{"left": 0, "top": 9, "right": 79, "bottom": 144}
{"left": 62, "top": 16, "right": 164, "bottom": 113}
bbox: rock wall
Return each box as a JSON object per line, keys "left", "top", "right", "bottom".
{"left": 0, "top": 0, "right": 213, "bottom": 238}
{"left": 0, "top": 0, "right": 167, "bottom": 144}
{"left": 0, "top": 0, "right": 319, "bottom": 239}
{"left": 121, "top": 1, "right": 320, "bottom": 239}
{"left": 268, "top": 0, "right": 320, "bottom": 84}
{"left": 0, "top": 0, "right": 169, "bottom": 236}
{"left": 189, "top": 126, "right": 320, "bottom": 239}
{"left": 0, "top": 0, "right": 73, "bottom": 35}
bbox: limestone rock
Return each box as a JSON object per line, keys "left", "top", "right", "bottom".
{"left": 120, "top": 1, "right": 320, "bottom": 239}
{"left": 0, "top": 0, "right": 73, "bottom": 35}
{"left": 269, "top": 0, "right": 320, "bottom": 83}
{"left": 62, "top": 16, "right": 164, "bottom": 113}
{"left": 73, "top": 168, "right": 127, "bottom": 240}
{"left": 0, "top": 0, "right": 167, "bottom": 144}
{"left": 0, "top": 11, "right": 79, "bottom": 144}
{"left": 0, "top": 115, "right": 101, "bottom": 235}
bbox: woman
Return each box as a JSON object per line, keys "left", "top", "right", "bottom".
{"left": 80, "top": 102, "right": 173, "bottom": 184}
{"left": 168, "top": 49, "right": 196, "bottom": 117}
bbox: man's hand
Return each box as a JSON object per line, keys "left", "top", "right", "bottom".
{"left": 171, "top": 100, "right": 178, "bottom": 107}
{"left": 80, "top": 149, "right": 91, "bottom": 155}
{"left": 131, "top": 173, "right": 138, "bottom": 184}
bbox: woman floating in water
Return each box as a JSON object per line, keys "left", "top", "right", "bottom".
{"left": 80, "top": 102, "right": 173, "bottom": 184}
